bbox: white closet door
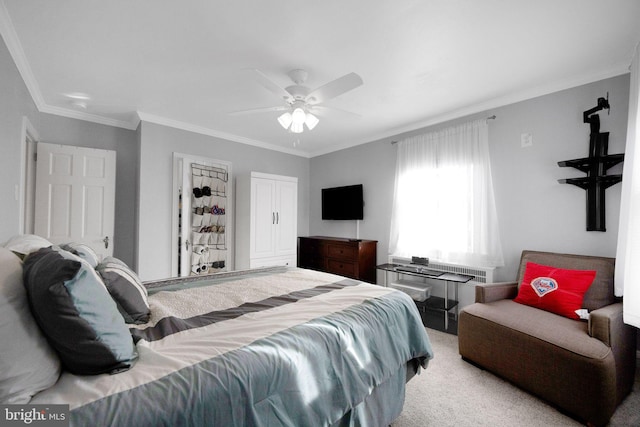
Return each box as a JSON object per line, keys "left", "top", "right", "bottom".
{"left": 275, "top": 180, "right": 297, "bottom": 257}
{"left": 177, "top": 157, "right": 192, "bottom": 277}
{"left": 34, "top": 142, "right": 116, "bottom": 259}
{"left": 250, "top": 177, "right": 277, "bottom": 259}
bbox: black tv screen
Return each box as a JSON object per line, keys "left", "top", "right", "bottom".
{"left": 322, "top": 184, "right": 364, "bottom": 220}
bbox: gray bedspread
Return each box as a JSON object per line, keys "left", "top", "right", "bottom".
{"left": 32, "top": 267, "right": 433, "bottom": 426}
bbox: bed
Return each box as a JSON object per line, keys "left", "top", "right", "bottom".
{"left": 0, "top": 239, "right": 433, "bottom": 427}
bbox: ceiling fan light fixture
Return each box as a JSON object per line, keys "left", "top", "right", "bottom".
{"left": 246, "top": 68, "right": 361, "bottom": 135}
{"left": 277, "top": 112, "right": 292, "bottom": 129}
{"left": 290, "top": 121, "right": 304, "bottom": 133}
{"left": 305, "top": 113, "right": 319, "bottom": 130}
{"left": 291, "top": 107, "right": 306, "bottom": 125}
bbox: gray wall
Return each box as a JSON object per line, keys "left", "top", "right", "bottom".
{"left": 310, "top": 74, "right": 630, "bottom": 292}
{"left": 0, "top": 32, "right": 39, "bottom": 240}
{"left": 489, "top": 75, "right": 628, "bottom": 280}
{"left": 137, "top": 121, "right": 310, "bottom": 281}
{"left": 309, "top": 140, "right": 397, "bottom": 272}
{"left": 0, "top": 35, "right": 138, "bottom": 266}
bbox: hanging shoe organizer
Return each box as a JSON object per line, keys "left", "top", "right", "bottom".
{"left": 190, "top": 163, "right": 228, "bottom": 274}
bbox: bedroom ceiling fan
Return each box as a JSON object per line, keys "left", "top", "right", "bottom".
{"left": 231, "top": 69, "right": 363, "bottom": 133}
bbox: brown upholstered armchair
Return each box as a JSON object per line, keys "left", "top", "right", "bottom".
{"left": 458, "top": 250, "right": 636, "bottom": 426}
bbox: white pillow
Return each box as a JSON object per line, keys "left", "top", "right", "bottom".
{"left": 0, "top": 247, "right": 61, "bottom": 403}
{"left": 3, "top": 234, "right": 52, "bottom": 256}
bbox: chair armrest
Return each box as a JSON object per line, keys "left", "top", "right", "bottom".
{"left": 588, "top": 302, "right": 634, "bottom": 347}
{"left": 475, "top": 281, "right": 518, "bottom": 303}
{"left": 588, "top": 302, "right": 637, "bottom": 403}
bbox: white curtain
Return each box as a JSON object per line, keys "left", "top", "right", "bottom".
{"left": 615, "top": 42, "right": 640, "bottom": 328}
{"left": 389, "top": 119, "right": 504, "bottom": 268}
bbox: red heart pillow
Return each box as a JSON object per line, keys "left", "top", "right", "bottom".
{"left": 514, "top": 262, "right": 596, "bottom": 319}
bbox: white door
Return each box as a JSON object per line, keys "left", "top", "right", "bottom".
{"left": 250, "top": 177, "right": 277, "bottom": 259}
{"left": 177, "top": 156, "right": 191, "bottom": 277}
{"left": 34, "top": 142, "right": 116, "bottom": 259}
{"left": 275, "top": 180, "right": 297, "bottom": 256}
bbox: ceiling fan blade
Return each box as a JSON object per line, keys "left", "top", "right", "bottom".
{"left": 308, "top": 104, "right": 362, "bottom": 119}
{"left": 228, "top": 105, "right": 289, "bottom": 116}
{"left": 251, "top": 69, "right": 294, "bottom": 101}
{"left": 306, "top": 72, "right": 363, "bottom": 104}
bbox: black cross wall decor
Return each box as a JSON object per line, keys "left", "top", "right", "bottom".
{"left": 558, "top": 95, "right": 624, "bottom": 231}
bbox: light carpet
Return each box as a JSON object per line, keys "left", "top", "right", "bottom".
{"left": 392, "top": 328, "right": 640, "bottom": 427}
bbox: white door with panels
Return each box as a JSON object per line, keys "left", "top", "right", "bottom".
{"left": 251, "top": 177, "right": 278, "bottom": 259}
{"left": 34, "top": 142, "right": 116, "bottom": 259}
{"left": 236, "top": 172, "right": 298, "bottom": 269}
{"left": 274, "top": 179, "right": 298, "bottom": 256}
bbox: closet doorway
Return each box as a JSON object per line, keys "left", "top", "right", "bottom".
{"left": 171, "top": 153, "right": 233, "bottom": 277}
{"left": 19, "top": 117, "right": 39, "bottom": 235}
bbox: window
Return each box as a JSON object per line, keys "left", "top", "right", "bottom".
{"left": 389, "top": 119, "right": 504, "bottom": 268}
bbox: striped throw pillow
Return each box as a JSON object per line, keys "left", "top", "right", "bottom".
{"left": 97, "top": 257, "right": 150, "bottom": 324}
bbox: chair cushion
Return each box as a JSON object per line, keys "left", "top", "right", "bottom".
{"left": 514, "top": 262, "right": 596, "bottom": 319}
{"left": 462, "top": 299, "right": 611, "bottom": 360}
{"left": 459, "top": 299, "right": 618, "bottom": 426}
{"left": 516, "top": 251, "right": 615, "bottom": 311}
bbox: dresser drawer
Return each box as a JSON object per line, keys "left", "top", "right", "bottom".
{"left": 326, "top": 244, "right": 357, "bottom": 261}
{"left": 302, "top": 256, "right": 324, "bottom": 270}
{"left": 327, "top": 259, "right": 357, "bottom": 277}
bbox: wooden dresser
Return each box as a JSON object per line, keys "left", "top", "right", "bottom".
{"left": 297, "top": 236, "right": 378, "bottom": 283}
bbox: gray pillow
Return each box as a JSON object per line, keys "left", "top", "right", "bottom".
{"left": 23, "top": 247, "right": 137, "bottom": 375}
{"left": 0, "top": 248, "right": 60, "bottom": 403}
{"left": 59, "top": 242, "right": 100, "bottom": 268}
{"left": 97, "top": 257, "right": 150, "bottom": 324}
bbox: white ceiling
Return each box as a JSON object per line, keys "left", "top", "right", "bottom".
{"left": 2, "top": 1, "right": 640, "bottom": 157}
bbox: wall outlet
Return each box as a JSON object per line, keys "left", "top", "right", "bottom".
{"left": 521, "top": 133, "right": 533, "bottom": 148}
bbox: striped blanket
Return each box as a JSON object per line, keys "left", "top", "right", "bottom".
{"left": 32, "top": 267, "right": 433, "bottom": 426}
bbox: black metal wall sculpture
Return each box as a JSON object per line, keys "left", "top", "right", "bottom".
{"left": 558, "top": 94, "right": 624, "bottom": 231}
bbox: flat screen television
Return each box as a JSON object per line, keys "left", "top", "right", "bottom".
{"left": 322, "top": 184, "right": 364, "bottom": 220}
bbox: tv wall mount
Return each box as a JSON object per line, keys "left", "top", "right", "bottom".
{"left": 558, "top": 93, "right": 624, "bottom": 231}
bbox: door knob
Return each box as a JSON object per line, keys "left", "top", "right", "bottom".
{"left": 103, "top": 236, "right": 109, "bottom": 249}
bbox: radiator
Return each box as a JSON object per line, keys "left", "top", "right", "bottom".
{"left": 387, "top": 256, "right": 494, "bottom": 309}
